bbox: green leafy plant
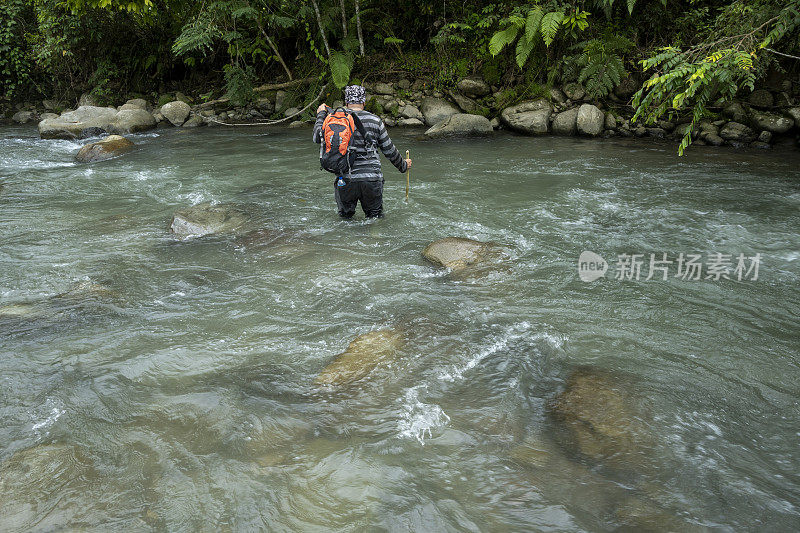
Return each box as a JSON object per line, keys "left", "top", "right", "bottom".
{"left": 223, "top": 63, "right": 255, "bottom": 106}
{"left": 633, "top": 0, "right": 800, "bottom": 155}
{"left": 573, "top": 35, "right": 634, "bottom": 98}
{"left": 0, "top": 0, "right": 34, "bottom": 100}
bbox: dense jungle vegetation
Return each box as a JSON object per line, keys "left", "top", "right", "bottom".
{"left": 2, "top": 1, "right": 799, "bottom": 139}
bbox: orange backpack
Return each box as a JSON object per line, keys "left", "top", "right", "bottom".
{"left": 319, "top": 107, "right": 368, "bottom": 176}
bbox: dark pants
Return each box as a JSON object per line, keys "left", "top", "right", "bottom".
{"left": 334, "top": 177, "right": 384, "bottom": 218}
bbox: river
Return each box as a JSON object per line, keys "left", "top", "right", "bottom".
{"left": 1, "top": 125, "right": 799, "bottom": 531}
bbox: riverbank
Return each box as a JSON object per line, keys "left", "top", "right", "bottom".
{"left": 4, "top": 75, "right": 800, "bottom": 152}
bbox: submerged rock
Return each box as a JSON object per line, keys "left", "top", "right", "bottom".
{"left": 424, "top": 113, "right": 492, "bottom": 138}
{"left": 169, "top": 202, "right": 249, "bottom": 238}
{"left": 550, "top": 368, "right": 652, "bottom": 469}
{"left": 56, "top": 280, "right": 117, "bottom": 301}
{"left": 0, "top": 443, "right": 96, "bottom": 530}
{"left": 314, "top": 328, "right": 405, "bottom": 387}
{"left": 422, "top": 237, "right": 506, "bottom": 272}
{"left": 0, "top": 302, "right": 39, "bottom": 320}
{"left": 500, "top": 99, "right": 552, "bottom": 135}
{"left": 75, "top": 135, "right": 135, "bottom": 163}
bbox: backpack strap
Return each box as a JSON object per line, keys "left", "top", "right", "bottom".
{"left": 349, "top": 110, "right": 376, "bottom": 150}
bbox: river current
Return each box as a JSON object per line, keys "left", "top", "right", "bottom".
{"left": 1, "top": 125, "right": 799, "bottom": 531}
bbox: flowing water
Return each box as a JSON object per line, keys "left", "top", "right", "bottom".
{"left": 1, "top": 124, "right": 799, "bottom": 532}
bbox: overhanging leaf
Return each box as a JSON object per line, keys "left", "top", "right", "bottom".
{"left": 540, "top": 11, "right": 564, "bottom": 47}
{"left": 489, "top": 25, "right": 520, "bottom": 56}
{"left": 329, "top": 50, "right": 353, "bottom": 88}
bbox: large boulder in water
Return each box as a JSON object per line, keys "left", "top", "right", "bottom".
{"left": 109, "top": 108, "right": 157, "bottom": 134}
{"left": 160, "top": 100, "right": 191, "bottom": 126}
{"left": 170, "top": 203, "right": 249, "bottom": 238}
{"left": 420, "top": 98, "right": 460, "bottom": 126}
{"left": 500, "top": 99, "right": 552, "bottom": 135}
{"left": 75, "top": 135, "right": 135, "bottom": 163}
{"left": 576, "top": 104, "right": 604, "bottom": 136}
{"left": 38, "top": 106, "right": 118, "bottom": 139}
{"left": 422, "top": 237, "right": 506, "bottom": 273}
{"left": 38, "top": 105, "right": 157, "bottom": 139}
{"left": 314, "top": 328, "right": 405, "bottom": 386}
{"left": 550, "top": 368, "right": 652, "bottom": 469}
{"left": 424, "top": 113, "right": 492, "bottom": 138}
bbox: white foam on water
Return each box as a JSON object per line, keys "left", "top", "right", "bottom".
{"left": 31, "top": 398, "right": 65, "bottom": 437}
{"left": 397, "top": 385, "right": 450, "bottom": 445}
{"left": 438, "top": 323, "right": 563, "bottom": 383}
{"left": 178, "top": 191, "right": 213, "bottom": 205}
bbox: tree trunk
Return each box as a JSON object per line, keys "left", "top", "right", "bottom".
{"left": 262, "top": 31, "right": 293, "bottom": 80}
{"left": 310, "top": 0, "right": 331, "bottom": 58}
{"left": 354, "top": 0, "right": 365, "bottom": 56}
{"left": 339, "top": 0, "right": 348, "bottom": 37}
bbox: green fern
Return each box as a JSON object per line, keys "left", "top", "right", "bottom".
{"left": 488, "top": 24, "right": 520, "bottom": 56}
{"left": 223, "top": 63, "right": 254, "bottom": 107}
{"left": 540, "top": 11, "right": 565, "bottom": 47}
{"left": 576, "top": 36, "right": 633, "bottom": 98}
{"left": 329, "top": 50, "right": 353, "bottom": 88}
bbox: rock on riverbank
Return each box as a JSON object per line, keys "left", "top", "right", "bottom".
{"left": 18, "top": 73, "right": 800, "bottom": 152}
{"left": 424, "top": 113, "right": 492, "bottom": 138}
{"left": 39, "top": 105, "right": 156, "bottom": 139}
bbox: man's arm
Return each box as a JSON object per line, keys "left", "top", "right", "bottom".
{"left": 312, "top": 106, "right": 328, "bottom": 143}
{"left": 376, "top": 121, "right": 408, "bottom": 173}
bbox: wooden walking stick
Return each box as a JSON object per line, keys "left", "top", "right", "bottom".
{"left": 405, "top": 149, "right": 411, "bottom": 202}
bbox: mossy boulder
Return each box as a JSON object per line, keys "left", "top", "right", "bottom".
{"left": 75, "top": 135, "right": 135, "bottom": 163}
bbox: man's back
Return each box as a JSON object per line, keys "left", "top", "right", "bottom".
{"left": 312, "top": 85, "right": 411, "bottom": 219}
{"left": 313, "top": 108, "right": 407, "bottom": 181}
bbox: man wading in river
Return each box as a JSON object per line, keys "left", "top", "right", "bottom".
{"left": 313, "top": 85, "right": 412, "bottom": 218}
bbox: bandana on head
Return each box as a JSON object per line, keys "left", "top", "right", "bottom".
{"left": 344, "top": 85, "right": 367, "bottom": 105}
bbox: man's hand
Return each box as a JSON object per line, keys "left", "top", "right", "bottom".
{"left": 405, "top": 158, "right": 412, "bottom": 168}
{"left": 316, "top": 103, "right": 328, "bottom": 114}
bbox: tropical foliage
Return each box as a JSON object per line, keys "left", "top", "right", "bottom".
{"left": 1, "top": 0, "right": 799, "bottom": 153}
